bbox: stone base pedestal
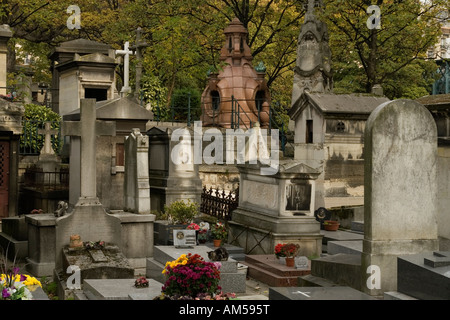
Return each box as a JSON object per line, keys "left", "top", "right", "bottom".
{"left": 361, "top": 238, "right": 438, "bottom": 296}
{"left": 0, "top": 216, "right": 29, "bottom": 261}
{"left": 111, "top": 211, "right": 156, "bottom": 269}
{"left": 25, "top": 214, "right": 57, "bottom": 277}
{"left": 229, "top": 208, "right": 322, "bottom": 258}
{"left": 55, "top": 200, "right": 118, "bottom": 270}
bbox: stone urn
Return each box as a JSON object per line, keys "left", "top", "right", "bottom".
{"left": 259, "top": 102, "right": 270, "bottom": 127}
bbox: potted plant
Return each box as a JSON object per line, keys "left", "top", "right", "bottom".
{"left": 323, "top": 220, "right": 340, "bottom": 231}
{"left": 275, "top": 243, "right": 300, "bottom": 267}
{"left": 195, "top": 222, "right": 210, "bottom": 244}
{"left": 211, "top": 222, "right": 227, "bottom": 247}
{"left": 154, "top": 200, "right": 199, "bottom": 245}
{"left": 160, "top": 253, "right": 225, "bottom": 299}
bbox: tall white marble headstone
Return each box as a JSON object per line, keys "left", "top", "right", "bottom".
{"left": 362, "top": 99, "right": 439, "bottom": 296}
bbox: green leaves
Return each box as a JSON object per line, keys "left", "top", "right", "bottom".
{"left": 20, "top": 104, "right": 61, "bottom": 155}
{"left": 322, "top": 0, "right": 448, "bottom": 98}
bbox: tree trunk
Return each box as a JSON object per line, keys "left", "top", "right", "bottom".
{"left": 366, "top": 28, "right": 378, "bottom": 93}
{"left": 7, "top": 40, "right": 16, "bottom": 74}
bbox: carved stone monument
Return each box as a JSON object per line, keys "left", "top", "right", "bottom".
{"left": 229, "top": 160, "right": 322, "bottom": 257}
{"left": 146, "top": 126, "right": 203, "bottom": 212}
{"left": 291, "top": 0, "right": 332, "bottom": 108}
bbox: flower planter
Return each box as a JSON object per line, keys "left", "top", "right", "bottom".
{"left": 324, "top": 220, "right": 340, "bottom": 231}
{"left": 213, "top": 239, "right": 222, "bottom": 247}
{"left": 285, "top": 257, "right": 295, "bottom": 267}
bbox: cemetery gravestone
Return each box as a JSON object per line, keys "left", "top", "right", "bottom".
{"left": 146, "top": 126, "right": 202, "bottom": 212}
{"left": 397, "top": 251, "right": 450, "bottom": 300}
{"left": 229, "top": 160, "right": 323, "bottom": 257}
{"left": 124, "top": 128, "right": 150, "bottom": 214}
{"left": 362, "top": 99, "right": 439, "bottom": 296}
{"left": 56, "top": 99, "right": 118, "bottom": 269}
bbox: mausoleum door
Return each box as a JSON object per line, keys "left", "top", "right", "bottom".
{"left": 0, "top": 141, "right": 10, "bottom": 219}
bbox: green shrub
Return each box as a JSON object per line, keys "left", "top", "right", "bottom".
{"left": 20, "top": 104, "right": 61, "bottom": 154}
{"left": 164, "top": 200, "right": 199, "bottom": 225}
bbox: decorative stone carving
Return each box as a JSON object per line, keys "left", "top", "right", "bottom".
{"left": 292, "top": 0, "right": 333, "bottom": 109}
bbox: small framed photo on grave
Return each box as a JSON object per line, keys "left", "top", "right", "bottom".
{"left": 173, "top": 230, "right": 197, "bottom": 248}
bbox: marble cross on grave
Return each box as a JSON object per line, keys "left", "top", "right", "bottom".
{"left": 115, "top": 41, "right": 135, "bottom": 95}
{"left": 38, "top": 122, "right": 58, "bottom": 155}
{"left": 62, "top": 99, "right": 116, "bottom": 205}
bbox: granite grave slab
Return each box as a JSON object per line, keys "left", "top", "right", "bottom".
{"left": 397, "top": 251, "right": 450, "bottom": 300}
{"left": 269, "top": 286, "right": 376, "bottom": 300}
{"left": 83, "top": 278, "right": 162, "bottom": 300}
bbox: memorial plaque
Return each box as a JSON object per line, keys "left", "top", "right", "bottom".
{"left": 173, "top": 230, "right": 196, "bottom": 248}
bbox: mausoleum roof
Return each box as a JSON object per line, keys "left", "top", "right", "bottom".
{"left": 63, "top": 96, "right": 153, "bottom": 121}
{"left": 289, "top": 92, "right": 390, "bottom": 120}
{"left": 416, "top": 94, "right": 450, "bottom": 109}
{"left": 50, "top": 39, "right": 111, "bottom": 55}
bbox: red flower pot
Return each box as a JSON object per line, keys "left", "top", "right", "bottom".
{"left": 324, "top": 220, "right": 340, "bottom": 231}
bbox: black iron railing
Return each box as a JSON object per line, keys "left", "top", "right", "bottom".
{"left": 200, "top": 186, "right": 239, "bottom": 221}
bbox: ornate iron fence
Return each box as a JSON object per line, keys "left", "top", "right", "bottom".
{"left": 200, "top": 186, "right": 239, "bottom": 221}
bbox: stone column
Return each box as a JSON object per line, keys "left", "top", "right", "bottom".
{"left": 0, "top": 25, "right": 13, "bottom": 96}
{"left": 124, "top": 128, "right": 151, "bottom": 214}
{"left": 361, "top": 99, "right": 439, "bottom": 296}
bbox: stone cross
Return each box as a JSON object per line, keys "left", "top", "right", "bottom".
{"left": 62, "top": 99, "right": 116, "bottom": 204}
{"left": 131, "top": 28, "right": 149, "bottom": 100}
{"left": 38, "top": 121, "right": 58, "bottom": 155}
{"left": 115, "top": 41, "right": 135, "bottom": 95}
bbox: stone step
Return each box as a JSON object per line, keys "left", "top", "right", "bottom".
{"left": 383, "top": 291, "right": 418, "bottom": 300}
{"left": 351, "top": 221, "right": 364, "bottom": 233}
{"left": 310, "top": 253, "right": 361, "bottom": 291}
{"left": 242, "top": 255, "right": 311, "bottom": 287}
{"left": 320, "top": 229, "right": 364, "bottom": 245}
{"left": 243, "top": 260, "right": 300, "bottom": 287}
{"left": 269, "top": 286, "right": 376, "bottom": 300}
{"left": 327, "top": 240, "right": 362, "bottom": 256}
{"left": 0, "top": 232, "right": 28, "bottom": 260}
{"left": 298, "top": 274, "right": 338, "bottom": 287}
{"left": 244, "top": 255, "right": 310, "bottom": 277}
